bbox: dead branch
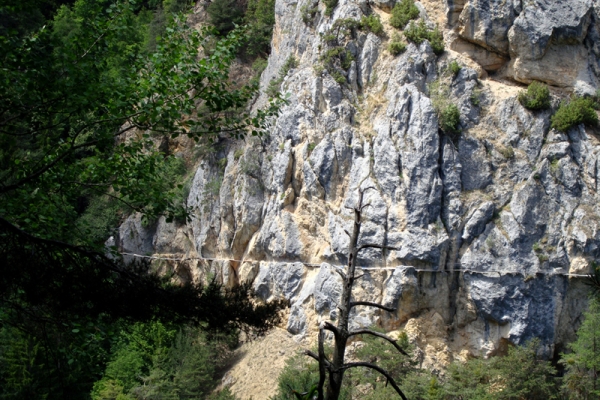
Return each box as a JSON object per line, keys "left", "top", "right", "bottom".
{"left": 350, "top": 301, "right": 396, "bottom": 313}
{"left": 341, "top": 362, "right": 408, "bottom": 400}
{"left": 348, "top": 329, "right": 409, "bottom": 356}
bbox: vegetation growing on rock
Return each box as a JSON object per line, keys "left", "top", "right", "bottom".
{"left": 388, "top": 32, "right": 407, "bottom": 56}
{"left": 518, "top": 81, "right": 551, "bottom": 110}
{"left": 389, "top": 0, "right": 420, "bottom": 30}
{"left": 551, "top": 96, "right": 598, "bottom": 132}
{"left": 360, "top": 14, "right": 384, "bottom": 37}
{"left": 404, "top": 20, "right": 444, "bottom": 54}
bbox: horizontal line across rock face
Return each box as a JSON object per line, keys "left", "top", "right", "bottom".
{"left": 119, "top": 252, "right": 589, "bottom": 277}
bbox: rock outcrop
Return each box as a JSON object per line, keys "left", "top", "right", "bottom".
{"left": 118, "top": 0, "right": 600, "bottom": 372}
{"left": 450, "top": 0, "right": 600, "bottom": 93}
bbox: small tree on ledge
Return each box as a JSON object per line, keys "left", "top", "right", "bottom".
{"left": 304, "top": 186, "right": 409, "bottom": 400}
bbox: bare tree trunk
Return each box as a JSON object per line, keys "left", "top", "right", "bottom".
{"left": 305, "top": 187, "right": 408, "bottom": 400}
{"left": 325, "top": 189, "right": 363, "bottom": 399}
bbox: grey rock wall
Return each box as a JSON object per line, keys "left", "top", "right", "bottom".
{"left": 119, "top": 0, "right": 600, "bottom": 365}
{"left": 451, "top": 0, "right": 600, "bottom": 92}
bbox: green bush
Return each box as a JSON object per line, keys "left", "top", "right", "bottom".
{"left": 551, "top": 96, "right": 598, "bottom": 132}
{"left": 360, "top": 14, "right": 384, "bottom": 36}
{"left": 439, "top": 104, "right": 460, "bottom": 135}
{"left": 518, "top": 81, "right": 551, "bottom": 110}
{"left": 272, "top": 350, "right": 353, "bottom": 399}
{"left": 301, "top": 4, "right": 319, "bottom": 25}
{"left": 324, "top": 0, "right": 338, "bottom": 16}
{"left": 206, "top": 0, "right": 245, "bottom": 35}
{"left": 267, "top": 55, "right": 298, "bottom": 97}
{"left": 562, "top": 298, "right": 600, "bottom": 399}
{"left": 428, "top": 26, "right": 444, "bottom": 55}
{"left": 281, "top": 55, "right": 299, "bottom": 75}
{"left": 353, "top": 330, "right": 417, "bottom": 394}
{"left": 145, "top": 0, "right": 193, "bottom": 51}
{"left": 404, "top": 20, "right": 444, "bottom": 54}
{"left": 443, "top": 339, "right": 557, "bottom": 400}
{"left": 390, "top": 0, "right": 420, "bottom": 30}
{"left": 449, "top": 60, "right": 461, "bottom": 76}
{"left": 91, "top": 323, "right": 239, "bottom": 400}
{"left": 244, "top": 0, "right": 276, "bottom": 56}
{"left": 388, "top": 32, "right": 407, "bottom": 56}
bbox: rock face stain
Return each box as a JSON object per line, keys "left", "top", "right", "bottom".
{"left": 118, "top": 0, "right": 600, "bottom": 375}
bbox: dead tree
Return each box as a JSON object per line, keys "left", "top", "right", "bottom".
{"left": 304, "top": 187, "right": 409, "bottom": 400}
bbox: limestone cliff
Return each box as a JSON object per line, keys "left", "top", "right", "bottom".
{"left": 118, "top": 0, "right": 600, "bottom": 373}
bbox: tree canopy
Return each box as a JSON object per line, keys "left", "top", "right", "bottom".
{"left": 0, "top": 0, "right": 285, "bottom": 396}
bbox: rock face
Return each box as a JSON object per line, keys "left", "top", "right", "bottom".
{"left": 119, "top": 0, "right": 600, "bottom": 368}
{"left": 450, "top": 0, "right": 600, "bottom": 91}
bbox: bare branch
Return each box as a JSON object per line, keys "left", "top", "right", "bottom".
{"left": 350, "top": 301, "right": 396, "bottom": 313}
{"left": 341, "top": 362, "right": 407, "bottom": 400}
{"left": 322, "top": 321, "right": 340, "bottom": 339}
{"left": 359, "top": 202, "right": 372, "bottom": 212}
{"left": 343, "top": 229, "right": 351, "bottom": 238}
{"left": 334, "top": 267, "right": 347, "bottom": 281}
{"left": 305, "top": 350, "right": 331, "bottom": 368}
{"left": 348, "top": 329, "right": 409, "bottom": 356}
{"left": 357, "top": 244, "right": 398, "bottom": 253}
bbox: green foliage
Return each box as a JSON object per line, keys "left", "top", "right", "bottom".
{"left": 360, "top": 14, "right": 384, "bottom": 36}
{"left": 353, "top": 330, "right": 418, "bottom": 397}
{"left": 518, "top": 81, "right": 551, "bottom": 110}
{"left": 207, "top": 0, "right": 245, "bottom": 35}
{"left": 207, "top": 0, "right": 275, "bottom": 55}
{"left": 250, "top": 57, "right": 269, "bottom": 87}
{"left": 202, "top": 177, "right": 223, "bottom": 212}
{"left": 390, "top": 0, "right": 420, "bottom": 30}
{"left": 388, "top": 32, "right": 407, "bottom": 56}
{"left": 301, "top": 3, "right": 319, "bottom": 25}
{"left": 75, "top": 195, "right": 123, "bottom": 247}
{"left": 319, "top": 46, "right": 353, "bottom": 85}
{"left": 430, "top": 80, "right": 460, "bottom": 138}
{"left": 282, "top": 55, "right": 300, "bottom": 75}
{"left": 404, "top": 20, "right": 444, "bottom": 54}
{"left": 244, "top": 0, "right": 276, "bottom": 56}
{"left": 470, "top": 89, "right": 481, "bottom": 107}
{"left": 267, "top": 55, "right": 299, "bottom": 97}
{"left": 449, "top": 60, "right": 461, "bottom": 76}
{"left": 428, "top": 26, "right": 445, "bottom": 55}
{"left": 0, "top": 312, "right": 121, "bottom": 400}
{"left": 442, "top": 339, "right": 558, "bottom": 400}
{"left": 91, "top": 322, "right": 239, "bottom": 400}
{"left": 145, "top": 0, "right": 193, "bottom": 51}
{"left": 401, "top": 372, "right": 445, "bottom": 400}
{"left": 562, "top": 298, "right": 600, "bottom": 399}
{"left": 0, "top": 0, "right": 280, "bottom": 246}
{"left": 272, "top": 349, "right": 352, "bottom": 399}
{"left": 551, "top": 96, "right": 598, "bottom": 132}
{"left": 0, "top": 0, "right": 286, "bottom": 398}
{"left": 440, "top": 104, "right": 461, "bottom": 135}
{"left": 324, "top": 0, "right": 338, "bottom": 16}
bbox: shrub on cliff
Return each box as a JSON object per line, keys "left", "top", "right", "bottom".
{"left": 551, "top": 96, "right": 598, "bottom": 132}
{"left": 518, "top": 81, "right": 551, "bottom": 110}
{"left": 404, "top": 20, "right": 444, "bottom": 55}
{"left": 360, "top": 14, "right": 384, "bottom": 36}
{"left": 388, "top": 32, "right": 407, "bottom": 56}
{"left": 440, "top": 104, "right": 461, "bottom": 135}
{"left": 390, "top": 0, "right": 420, "bottom": 30}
